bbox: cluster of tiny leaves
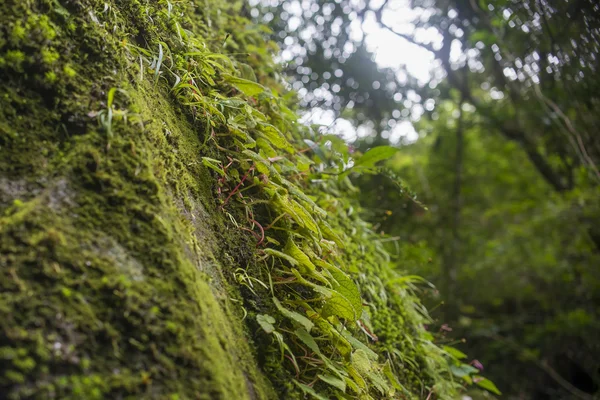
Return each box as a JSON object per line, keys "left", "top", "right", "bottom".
{"left": 92, "top": 0, "right": 497, "bottom": 398}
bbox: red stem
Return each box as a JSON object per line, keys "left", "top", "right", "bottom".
{"left": 284, "top": 355, "right": 300, "bottom": 378}
{"left": 248, "top": 218, "right": 265, "bottom": 246}
{"left": 221, "top": 166, "right": 254, "bottom": 208}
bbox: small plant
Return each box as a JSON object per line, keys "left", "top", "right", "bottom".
{"left": 94, "top": 87, "right": 141, "bottom": 148}
{"left": 97, "top": 1, "right": 500, "bottom": 397}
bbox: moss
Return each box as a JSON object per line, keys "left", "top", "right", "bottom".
{"left": 41, "top": 48, "right": 60, "bottom": 64}
{"left": 4, "top": 49, "right": 25, "bottom": 69}
{"left": 0, "top": 1, "right": 274, "bottom": 399}
{"left": 0, "top": 0, "right": 461, "bottom": 398}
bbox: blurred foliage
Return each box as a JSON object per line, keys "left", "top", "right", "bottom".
{"left": 359, "top": 103, "right": 600, "bottom": 399}
{"left": 249, "top": 0, "right": 600, "bottom": 398}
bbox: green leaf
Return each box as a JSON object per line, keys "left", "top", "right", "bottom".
{"left": 318, "top": 220, "right": 345, "bottom": 248}
{"left": 238, "top": 63, "right": 258, "bottom": 82}
{"left": 288, "top": 199, "right": 321, "bottom": 235}
{"left": 201, "top": 157, "right": 225, "bottom": 176}
{"left": 258, "top": 123, "right": 295, "bottom": 153}
{"left": 351, "top": 350, "right": 389, "bottom": 395}
{"left": 321, "top": 291, "right": 356, "bottom": 321}
{"left": 443, "top": 345, "right": 468, "bottom": 360}
{"left": 263, "top": 248, "right": 298, "bottom": 266}
{"left": 318, "top": 374, "right": 346, "bottom": 392}
{"left": 304, "top": 139, "right": 327, "bottom": 162}
{"left": 256, "top": 138, "right": 278, "bottom": 158}
{"left": 294, "top": 328, "right": 321, "bottom": 355}
{"left": 223, "top": 74, "right": 265, "bottom": 97}
{"left": 272, "top": 297, "right": 314, "bottom": 332}
{"left": 341, "top": 330, "right": 379, "bottom": 360}
{"left": 281, "top": 179, "right": 327, "bottom": 218}
{"left": 107, "top": 87, "right": 117, "bottom": 108}
{"left": 322, "top": 267, "right": 362, "bottom": 322}
{"left": 383, "top": 360, "right": 409, "bottom": 394}
{"left": 474, "top": 376, "right": 502, "bottom": 395}
{"left": 353, "top": 146, "right": 399, "bottom": 169}
{"left": 293, "top": 381, "right": 328, "bottom": 400}
{"left": 256, "top": 314, "right": 276, "bottom": 334}
{"left": 450, "top": 363, "right": 479, "bottom": 378}
{"left": 350, "top": 349, "right": 372, "bottom": 373}
{"left": 295, "top": 328, "right": 348, "bottom": 381}
{"left": 307, "top": 310, "right": 353, "bottom": 356}
{"left": 284, "top": 239, "right": 316, "bottom": 272}
{"left": 241, "top": 149, "right": 273, "bottom": 176}
{"left": 322, "top": 134, "right": 351, "bottom": 160}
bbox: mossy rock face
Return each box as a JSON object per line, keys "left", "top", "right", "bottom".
{"left": 0, "top": 1, "right": 273, "bottom": 399}
{"left": 1, "top": 0, "right": 462, "bottom": 399}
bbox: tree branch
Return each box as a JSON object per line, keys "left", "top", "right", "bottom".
{"left": 379, "top": 17, "right": 570, "bottom": 192}
{"left": 379, "top": 23, "right": 438, "bottom": 55}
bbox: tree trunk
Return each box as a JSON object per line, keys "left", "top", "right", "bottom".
{"left": 442, "top": 99, "right": 464, "bottom": 321}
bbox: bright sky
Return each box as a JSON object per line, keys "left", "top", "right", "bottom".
{"left": 252, "top": 0, "right": 451, "bottom": 143}
{"left": 361, "top": 0, "right": 442, "bottom": 82}
{"left": 303, "top": 0, "right": 449, "bottom": 143}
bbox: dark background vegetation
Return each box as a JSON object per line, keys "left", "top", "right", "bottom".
{"left": 250, "top": 0, "right": 600, "bottom": 398}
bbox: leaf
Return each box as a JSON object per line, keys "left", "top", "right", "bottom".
{"left": 351, "top": 350, "right": 389, "bottom": 395}
{"left": 242, "top": 149, "right": 274, "bottom": 177}
{"left": 350, "top": 351, "right": 374, "bottom": 389}
{"left": 223, "top": 74, "right": 266, "bottom": 97}
{"left": 443, "top": 345, "right": 467, "bottom": 360}
{"left": 201, "top": 157, "right": 225, "bottom": 176}
{"left": 387, "top": 275, "right": 435, "bottom": 289}
{"left": 304, "top": 139, "right": 327, "bottom": 162}
{"left": 318, "top": 374, "right": 346, "bottom": 392}
{"left": 238, "top": 63, "right": 258, "bottom": 82}
{"left": 347, "top": 365, "right": 367, "bottom": 389}
{"left": 341, "top": 330, "right": 378, "bottom": 361}
{"left": 319, "top": 265, "right": 362, "bottom": 322}
{"left": 352, "top": 146, "right": 399, "bottom": 169}
{"left": 450, "top": 363, "right": 479, "bottom": 378}
{"left": 284, "top": 238, "right": 316, "bottom": 272}
{"left": 256, "top": 138, "right": 278, "bottom": 158}
{"left": 272, "top": 297, "right": 314, "bottom": 332}
{"left": 256, "top": 314, "right": 276, "bottom": 334}
{"left": 327, "top": 267, "right": 362, "bottom": 320}
{"left": 294, "top": 328, "right": 348, "bottom": 381}
{"left": 258, "top": 123, "right": 295, "bottom": 153}
{"left": 321, "top": 292, "right": 356, "bottom": 321}
{"left": 293, "top": 381, "right": 328, "bottom": 400}
{"left": 308, "top": 310, "right": 352, "bottom": 356}
{"left": 263, "top": 248, "right": 298, "bottom": 266}
{"left": 322, "top": 134, "right": 350, "bottom": 157}
{"left": 383, "top": 360, "right": 409, "bottom": 393}
{"left": 155, "top": 42, "right": 163, "bottom": 79}
{"left": 288, "top": 199, "right": 321, "bottom": 235}
{"left": 294, "top": 328, "right": 321, "bottom": 355}
{"left": 474, "top": 376, "right": 502, "bottom": 395}
{"left": 280, "top": 179, "right": 327, "bottom": 218}
{"left": 273, "top": 331, "right": 294, "bottom": 362}
{"left": 366, "top": 369, "right": 390, "bottom": 395}
{"left": 318, "top": 220, "right": 345, "bottom": 248}
{"left": 107, "top": 87, "right": 117, "bottom": 108}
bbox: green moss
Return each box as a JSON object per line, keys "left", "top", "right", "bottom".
{"left": 63, "top": 64, "right": 76, "bottom": 77}
{"left": 0, "top": 1, "right": 274, "bottom": 399}
{"left": 41, "top": 48, "right": 60, "bottom": 64}
{"left": 10, "top": 21, "right": 26, "bottom": 42}
{"left": 0, "top": 0, "right": 460, "bottom": 398}
{"left": 5, "top": 49, "right": 25, "bottom": 68}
